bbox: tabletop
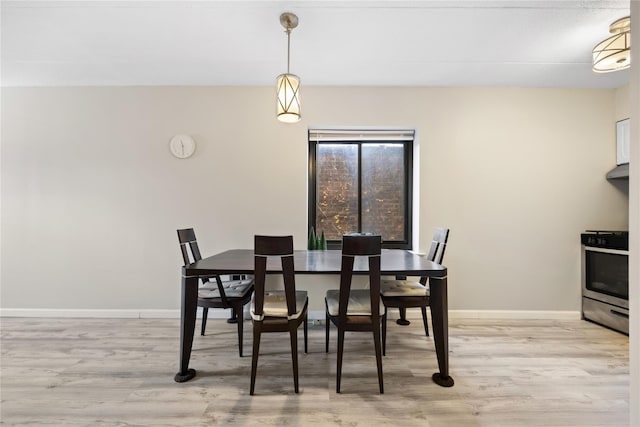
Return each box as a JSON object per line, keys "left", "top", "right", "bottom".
{"left": 183, "top": 249, "right": 447, "bottom": 277}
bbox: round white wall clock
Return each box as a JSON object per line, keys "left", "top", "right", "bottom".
{"left": 169, "top": 134, "right": 196, "bottom": 159}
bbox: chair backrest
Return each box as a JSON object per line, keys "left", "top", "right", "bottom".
{"left": 253, "top": 235, "right": 297, "bottom": 318}
{"left": 420, "top": 228, "right": 449, "bottom": 286}
{"left": 338, "top": 234, "right": 382, "bottom": 318}
{"left": 177, "top": 228, "right": 203, "bottom": 265}
{"left": 177, "top": 228, "right": 220, "bottom": 290}
{"left": 425, "top": 227, "right": 450, "bottom": 264}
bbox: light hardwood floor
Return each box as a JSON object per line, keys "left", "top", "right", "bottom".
{"left": 0, "top": 316, "right": 629, "bottom": 426}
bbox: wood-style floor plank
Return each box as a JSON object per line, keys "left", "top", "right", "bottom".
{"left": 0, "top": 317, "right": 629, "bottom": 426}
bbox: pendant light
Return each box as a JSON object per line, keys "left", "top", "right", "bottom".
{"left": 276, "top": 12, "right": 301, "bottom": 123}
{"left": 592, "top": 16, "right": 631, "bottom": 73}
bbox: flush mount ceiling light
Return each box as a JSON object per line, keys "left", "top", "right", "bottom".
{"left": 592, "top": 16, "right": 631, "bottom": 73}
{"left": 276, "top": 12, "right": 301, "bottom": 123}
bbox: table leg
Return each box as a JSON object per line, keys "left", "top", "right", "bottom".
{"left": 396, "top": 308, "right": 411, "bottom": 325}
{"left": 429, "top": 275, "right": 454, "bottom": 387}
{"left": 174, "top": 275, "right": 198, "bottom": 382}
{"left": 394, "top": 275, "right": 411, "bottom": 325}
{"left": 227, "top": 307, "right": 238, "bottom": 324}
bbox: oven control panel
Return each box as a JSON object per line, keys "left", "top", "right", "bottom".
{"left": 581, "top": 231, "right": 628, "bottom": 250}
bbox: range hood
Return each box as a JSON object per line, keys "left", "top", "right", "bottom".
{"left": 606, "top": 163, "right": 629, "bottom": 179}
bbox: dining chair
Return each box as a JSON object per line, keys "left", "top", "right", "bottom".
{"left": 177, "top": 228, "right": 254, "bottom": 356}
{"left": 250, "top": 235, "right": 309, "bottom": 395}
{"left": 325, "top": 234, "right": 384, "bottom": 394}
{"left": 380, "top": 227, "right": 449, "bottom": 355}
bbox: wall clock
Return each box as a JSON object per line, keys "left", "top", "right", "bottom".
{"left": 169, "top": 134, "right": 196, "bottom": 159}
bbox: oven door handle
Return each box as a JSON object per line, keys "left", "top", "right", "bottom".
{"left": 610, "top": 309, "right": 629, "bottom": 319}
{"left": 584, "top": 246, "right": 629, "bottom": 256}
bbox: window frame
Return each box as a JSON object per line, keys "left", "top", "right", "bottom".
{"left": 308, "top": 134, "right": 413, "bottom": 250}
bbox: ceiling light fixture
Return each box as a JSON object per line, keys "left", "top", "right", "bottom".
{"left": 592, "top": 16, "right": 631, "bottom": 73}
{"left": 276, "top": 12, "right": 301, "bottom": 123}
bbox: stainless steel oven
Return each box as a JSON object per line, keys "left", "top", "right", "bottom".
{"left": 581, "top": 231, "right": 629, "bottom": 334}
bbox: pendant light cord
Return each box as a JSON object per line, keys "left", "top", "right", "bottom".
{"left": 286, "top": 28, "right": 291, "bottom": 74}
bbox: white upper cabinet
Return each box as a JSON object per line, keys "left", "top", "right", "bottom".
{"left": 617, "top": 118, "right": 630, "bottom": 165}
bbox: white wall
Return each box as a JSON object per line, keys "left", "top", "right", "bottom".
{"left": 1, "top": 86, "right": 628, "bottom": 314}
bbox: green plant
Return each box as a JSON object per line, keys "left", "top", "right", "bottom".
{"left": 319, "top": 230, "right": 327, "bottom": 250}
{"left": 308, "top": 226, "right": 317, "bottom": 250}
{"left": 308, "top": 227, "right": 327, "bottom": 250}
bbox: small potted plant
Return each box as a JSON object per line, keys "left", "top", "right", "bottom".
{"left": 308, "top": 227, "right": 327, "bottom": 250}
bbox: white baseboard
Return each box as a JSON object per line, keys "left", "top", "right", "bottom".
{"left": 0, "top": 308, "right": 182, "bottom": 319}
{"left": 0, "top": 308, "right": 581, "bottom": 321}
{"left": 448, "top": 310, "right": 581, "bottom": 320}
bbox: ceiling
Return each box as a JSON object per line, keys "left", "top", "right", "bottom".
{"left": 0, "top": 0, "right": 632, "bottom": 88}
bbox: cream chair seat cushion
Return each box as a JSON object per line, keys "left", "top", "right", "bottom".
{"left": 326, "top": 289, "right": 386, "bottom": 316}
{"left": 198, "top": 279, "right": 253, "bottom": 299}
{"left": 380, "top": 279, "right": 429, "bottom": 297}
{"left": 250, "top": 290, "right": 308, "bottom": 320}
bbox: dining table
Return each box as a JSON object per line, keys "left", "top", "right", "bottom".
{"left": 174, "top": 248, "right": 454, "bottom": 387}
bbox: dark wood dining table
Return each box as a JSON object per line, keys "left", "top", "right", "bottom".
{"left": 175, "top": 249, "right": 454, "bottom": 387}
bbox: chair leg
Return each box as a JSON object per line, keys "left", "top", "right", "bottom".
{"left": 325, "top": 311, "right": 330, "bottom": 353}
{"left": 236, "top": 304, "right": 244, "bottom": 357}
{"left": 382, "top": 311, "right": 387, "bottom": 356}
{"left": 373, "top": 324, "right": 384, "bottom": 394}
{"left": 304, "top": 313, "right": 308, "bottom": 354}
{"left": 250, "top": 323, "right": 262, "bottom": 395}
{"left": 421, "top": 306, "right": 430, "bottom": 337}
{"left": 201, "top": 307, "right": 208, "bottom": 336}
{"left": 289, "top": 320, "right": 300, "bottom": 393}
{"left": 336, "top": 328, "right": 345, "bottom": 393}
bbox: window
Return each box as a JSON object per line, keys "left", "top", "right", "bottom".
{"left": 308, "top": 129, "right": 414, "bottom": 249}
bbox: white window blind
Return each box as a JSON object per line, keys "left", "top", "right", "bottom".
{"left": 308, "top": 129, "right": 415, "bottom": 142}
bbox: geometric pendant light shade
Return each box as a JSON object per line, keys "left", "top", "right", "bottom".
{"left": 276, "top": 12, "right": 301, "bottom": 123}
{"left": 592, "top": 16, "right": 631, "bottom": 73}
{"left": 276, "top": 73, "right": 301, "bottom": 123}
